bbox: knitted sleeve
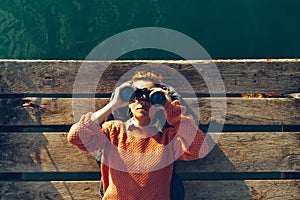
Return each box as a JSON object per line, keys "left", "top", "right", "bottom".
{"left": 67, "top": 112, "right": 108, "bottom": 152}
{"left": 165, "top": 100, "right": 208, "bottom": 160}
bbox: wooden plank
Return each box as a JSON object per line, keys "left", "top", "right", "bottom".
{"left": 184, "top": 180, "right": 300, "bottom": 200}
{"left": 1, "top": 97, "right": 300, "bottom": 125}
{"left": 0, "top": 180, "right": 299, "bottom": 200}
{"left": 0, "top": 60, "right": 299, "bottom": 94}
{"left": 0, "top": 132, "right": 299, "bottom": 172}
{"left": 0, "top": 132, "right": 99, "bottom": 172}
{"left": 0, "top": 181, "right": 101, "bottom": 200}
{"left": 175, "top": 132, "right": 300, "bottom": 173}
{"left": 196, "top": 97, "right": 300, "bottom": 125}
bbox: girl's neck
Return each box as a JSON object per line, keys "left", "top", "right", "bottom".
{"left": 129, "top": 118, "right": 159, "bottom": 138}
{"left": 133, "top": 117, "right": 151, "bottom": 127}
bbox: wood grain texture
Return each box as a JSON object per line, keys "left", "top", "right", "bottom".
{"left": 0, "top": 180, "right": 299, "bottom": 200}
{"left": 184, "top": 180, "right": 300, "bottom": 200}
{"left": 0, "top": 132, "right": 99, "bottom": 172}
{"left": 0, "top": 59, "right": 299, "bottom": 199}
{"left": 0, "top": 132, "right": 299, "bottom": 172}
{"left": 176, "top": 132, "right": 300, "bottom": 173}
{"left": 0, "top": 181, "right": 100, "bottom": 200}
{"left": 0, "top": 60, "right": 299, "bottom": 94}
{"left": 1, "top": 97, "right": 299, "bottom": 125}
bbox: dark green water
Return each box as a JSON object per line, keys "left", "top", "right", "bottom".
{"left": 0, "top": 0, "right": 299, "bottom": 59}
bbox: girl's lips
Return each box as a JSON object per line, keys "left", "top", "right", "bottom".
{"left": 137, "top": 105, "right": 149, "bottom": 111}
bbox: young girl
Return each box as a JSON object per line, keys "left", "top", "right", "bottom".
{"left": 68, "top": 71, "right": 208, "bottom": 200}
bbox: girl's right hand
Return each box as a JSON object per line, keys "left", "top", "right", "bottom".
{"left": 91, "top": 82, "right": 133, "bottom": 123}
{"left": 110, "top": 82, "right": 133, "bottom": 110}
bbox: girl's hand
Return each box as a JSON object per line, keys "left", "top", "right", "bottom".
{"left": 149, "top": 87, "right": 173, "bottom": 108}
{"left": 110, "top": 82, "right": 133, "bottom": 110}
{"left": 91, "top": 82, "right": 132, "bottom": 123}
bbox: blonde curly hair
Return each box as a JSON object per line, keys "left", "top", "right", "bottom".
{"left": 131, "top": 70, "right": 163, "bottom": 85}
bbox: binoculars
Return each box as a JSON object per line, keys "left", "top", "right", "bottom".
{"left": 120, "top": 86, "right": 166, "bottom": 106}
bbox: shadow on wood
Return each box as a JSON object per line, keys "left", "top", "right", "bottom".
{"left": 176, "top": 134, "right": 254, "bottom": 199}
{"left": 0, "top": 84, "right": 67, "bottom": 199}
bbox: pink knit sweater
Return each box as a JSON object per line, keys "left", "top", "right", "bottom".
{"left": 68, "top": 100, "right": 208, "bottom": 200}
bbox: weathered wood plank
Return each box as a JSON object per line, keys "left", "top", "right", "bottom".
{"left": 0, "top": 132, "right": 99, "bottom": 172}
{"left": 175, "top": 132, "right": 300, "bottom": 173}
{"left": 0, "top": 181, "right": 101, "bottom": 200}
{"left": 184, "top": 180, "right": 300, "bottom": 200}
{"left": 0, "top": 180, "right": 299, "bottom": 200}
{"left": 0, "top": 60, "right": 299, "bottom": 94}
{"left": 1, "top": 97, "right": 299, "bottom": 125}
{"left": 0, "top": 132, "right": 299, "bottom": 172}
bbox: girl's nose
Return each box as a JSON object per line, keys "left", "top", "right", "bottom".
{"left": 138, "top": 94, "right": 149, "bottom": 102}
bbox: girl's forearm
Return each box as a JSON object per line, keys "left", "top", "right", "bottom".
{"left": 91, "top": 102, "right": 114, "bottom": 124}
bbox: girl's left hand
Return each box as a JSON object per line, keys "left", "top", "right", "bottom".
{"left": 150, "top": 87, "right": 173, "bottom": 107}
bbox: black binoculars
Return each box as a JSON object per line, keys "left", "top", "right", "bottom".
{"left": 120, "top": 86, "right": 166, "bottom": 106}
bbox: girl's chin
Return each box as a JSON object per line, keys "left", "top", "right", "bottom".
{"left": 134, "top": 113, "right": 151, "bottom": 120}
{"left": 136, "top": 109, "right": 149, "bottom": 114}
{"left": 135, "top": 113, "right": 149, "bottom": 119}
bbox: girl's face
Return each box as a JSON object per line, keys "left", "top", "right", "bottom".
{"left": 128, "top": 80, "right": 156, "bottom": 126}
